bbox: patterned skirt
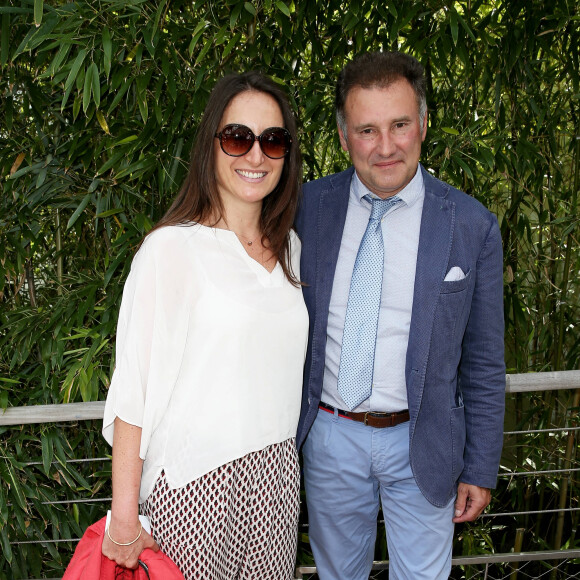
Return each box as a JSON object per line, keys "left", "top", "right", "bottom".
{"left": 141, "top": 438, "right": 300, "bottom": 580}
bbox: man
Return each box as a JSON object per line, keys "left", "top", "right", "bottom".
{"left": 295, "top": 51, "right": 505, "bottom": 579}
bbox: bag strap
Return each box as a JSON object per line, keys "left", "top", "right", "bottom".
{"left": 138, "top": 560, "right": 151, "bottom": 579}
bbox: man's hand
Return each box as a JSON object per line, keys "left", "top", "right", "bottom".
{"left": 452, "top": 483, "right": 491, "bottom": 523}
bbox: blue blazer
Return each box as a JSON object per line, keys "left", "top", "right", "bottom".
{"left": 295, "top": 166, "right": 506, "bottom": 507}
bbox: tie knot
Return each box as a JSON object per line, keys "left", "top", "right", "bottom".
{"left": 366, "top": 195, "right": 402, "bottom": 221}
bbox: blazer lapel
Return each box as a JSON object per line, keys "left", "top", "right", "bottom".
{"left": 314, "top": 169, "right": 352, "bottom": 312}
{"left": 406, "top": 170, "right": 455, "bottom": 414}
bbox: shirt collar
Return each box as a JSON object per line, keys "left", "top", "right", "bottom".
{"left": 351, "top": 164, "right": 424, "bottom": 208}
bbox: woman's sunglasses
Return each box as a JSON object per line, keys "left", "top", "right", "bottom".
{"left": 215, "top": 124, "right": 292, "bottom": 159}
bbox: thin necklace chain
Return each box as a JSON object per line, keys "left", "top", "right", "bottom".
{"left": 233, "top": 231, "right": 259, "bottom": 246}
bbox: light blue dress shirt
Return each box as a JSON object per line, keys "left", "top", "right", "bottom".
{"left": 321, "top": 166, "right": 425, "bottom": 412}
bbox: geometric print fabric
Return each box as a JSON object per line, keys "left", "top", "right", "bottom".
{"left": 337, "top": 195, "right": 402, "bottom": 410}
{"left": 141, "top": 438, "right": 300, "bottom": 580}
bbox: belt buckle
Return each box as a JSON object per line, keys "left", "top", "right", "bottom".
{"left": 363, "top": 411, "right": 389, "bottom": 426}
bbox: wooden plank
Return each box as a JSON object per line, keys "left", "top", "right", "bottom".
{"left": 0, "top": 401, "right": 105, "bottom": 426}
{"left": 506, "top": 370, "right": 580, "bottom": 393}
{"left": 1, "top": 371, "right": 579, "bottom": 426}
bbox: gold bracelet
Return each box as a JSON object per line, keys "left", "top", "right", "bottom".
{"left": 106, "top": 523, "right": 142, "bottom": 546}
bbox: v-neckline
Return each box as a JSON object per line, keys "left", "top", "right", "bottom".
{"left": 196, "top": 224, "right": 282, "bottom": 282}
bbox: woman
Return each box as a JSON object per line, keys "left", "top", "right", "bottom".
{"left": 101, "top": 72, "right": 308, "bottom": 580}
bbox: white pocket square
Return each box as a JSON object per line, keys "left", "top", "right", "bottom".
{"left": 444, "top": 266, "right": 466, "bottom": 282}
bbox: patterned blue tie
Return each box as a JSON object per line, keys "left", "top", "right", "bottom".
{"left": 337, "top": 194, "right": 402, "bottom": 410}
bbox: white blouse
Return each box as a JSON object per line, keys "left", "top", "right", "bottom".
{"left": 102, "top": 224, "right": 308, "bottom": 503}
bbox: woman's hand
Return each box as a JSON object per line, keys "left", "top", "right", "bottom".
{"left": 105, "top": 419, "right": 158, "bottom": 568}
{"left": 101, "top": 519, "right": 159, "bottom": 569}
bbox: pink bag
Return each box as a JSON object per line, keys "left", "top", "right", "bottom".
{"left": 62, "top": 517, "right": 185, "bottom": 580}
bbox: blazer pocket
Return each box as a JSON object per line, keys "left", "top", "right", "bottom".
{"left": 440, "top": 269, "right": 471, "bottom": 294}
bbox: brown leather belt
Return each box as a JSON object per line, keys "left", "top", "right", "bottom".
{"left": 319, "top": 401, "right": 410, "bottom": 428}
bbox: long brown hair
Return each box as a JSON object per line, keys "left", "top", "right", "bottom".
{"left": 153, "top": 71, "right": 302, "bottom": 285}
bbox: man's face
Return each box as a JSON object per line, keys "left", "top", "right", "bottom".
{"left": 338, "top": 80, "right": 427, "bottom": 199}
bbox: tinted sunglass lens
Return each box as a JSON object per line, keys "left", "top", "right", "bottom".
{"left": 221, "top": 126, "right": 254, "bottom": 156}
{"left": 218, "top": 125, "right": 291, "bottom": 158}
{"left": 261, "top": 129, "right": 291, "bottom": 159}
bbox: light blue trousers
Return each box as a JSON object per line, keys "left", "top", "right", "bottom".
{"left": 303, "top": 408, "right": 454, "bottom": 580}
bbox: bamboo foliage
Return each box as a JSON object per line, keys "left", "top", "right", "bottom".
{"left": 0, "top": 0, "right": 578, "bottom": 577}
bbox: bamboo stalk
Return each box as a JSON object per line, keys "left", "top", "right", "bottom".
{"left": 25, "top": 255, "right": 37, "bottom": 309}
{"left": 552, "top": 390, "right": 580, "bottom": 555}
{"left": 550, "top": 117, "right": 580, "bottom": 579}
{"left": 509, "top": 528, "right": 525, "bottom": 580}
{"left": 554, "top": 131, "right": 578, "bottom": 371}
{"left": 55, "top": 208, "right": 63, "bottom": 295}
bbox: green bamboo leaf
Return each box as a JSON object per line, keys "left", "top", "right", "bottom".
{"left": 153, "top": 0, "right": 169, "bottom": 33}
{"left": 79, "top": 367, "right": 90, "bottom": 401}
{"left": 73, "top": 92, "right": 82, "bottom": 120}
{"left": 244, "top": 2, "right": 257, "bottom": 16}
{"left": 449, "top": 10, "right": 458, "bottom": 45}
{"left": 0, "top": 6, "right": 30, "bottom": 13}
{"left": 0, "top": 377, "right": 19, "bottom": 385}
{"left": 97, "top": 208, "right": 124, "bottom": 218}
{"left": 442, "top": 127, "right": 460, "bottom": 135}
{"left": 96, "top": 109, "right": 110, "bottom": 133}
{"left": 14, "top": 12, "right": 58, "bottom": 53}
{"left": 215, "top": 23, "right": 228, "bottom": 46}
{"left": 35, "top": 166, "right": 47, "bottom": 188}
{"left": 115, "top": 135, "right": 139, "bottom": 145}
{"left": 66, "top": 194, "right": 91, "bottom": 230}
{"left": 9, "top": 161, "right": 44, "bottom": 180}
{"left": 62, "top": 48, "right": 87, "bottom": 111}
{"left": 478, "top": 147, "right": 495, "bottom": 170}
{"left": 102, "top": 27, "right": 112, "bottom": 78}
{"left": 41, "top": 432, "right": 53, "bottom": 475}
{"left": 188, "top": 20, "right": 207, "bottom": 57}
{"left": 114, "top": 156, "right": 155, "bottom": 179}
{"left": 96, "top": 150, "right": 126, "bottom": 175}
{"left": 3, "top": 460, "right": 27, "bottom": 512}
{"left": 107, "top": 77, "right": 132, "bottom": 113}
{"left": 91, "top": 62, "right": 100, "bottom": 108}
{"left": 83, "top": 63, "right": 93, "bottom": 113}
{"left": 137, "top": 93, "right": 148, "bottom": 124}
{"left": 192, "top": 18, "right": 208, "bottom": 36}
{"left": 455, "top": 10, "right": 477, "bottom": 42}
{"left": 222, "top": 32, "right": 241, "bottom": 59}
{"left": 33, "top": 0, "right": 43, "bottom": 27}
{"left": 89, "top": 178, "right": 100, "bottom": 193}
{"left": 454, "top": 156, "right": 474, "bottom": 181}
{"left": 0, "top": 527, "right": 12, "bottom": 564}
{"left": 230, "top": 2, "right": 243, "bottom": 29}
{"left": 169, "top": 137, "right": 184, "bottom": 184}
{"left": 275, "top": 0, "right": 291, "bottom": 17}
{"left": 104, "top": 252, "right": 127, "bottom": 287}
{"left": 46, "top": 42, "right": 72, "bottom": 78}
{"left": 65, "top": 48, "right": 88, "bottom": 92}
{"left": 195, "top": 37, "right": 213, "bottom": 66}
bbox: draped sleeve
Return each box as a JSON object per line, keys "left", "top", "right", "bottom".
{"left": 102, "top": 226, "right": 196, "bottom": 459}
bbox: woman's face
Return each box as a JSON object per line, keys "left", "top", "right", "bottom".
{"left": 214, "top": 90, "right": 286, "bottom": 212}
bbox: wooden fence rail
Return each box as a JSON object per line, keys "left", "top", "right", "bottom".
{"left": 1, "top": 370, "right": 579, "bottom": 427}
